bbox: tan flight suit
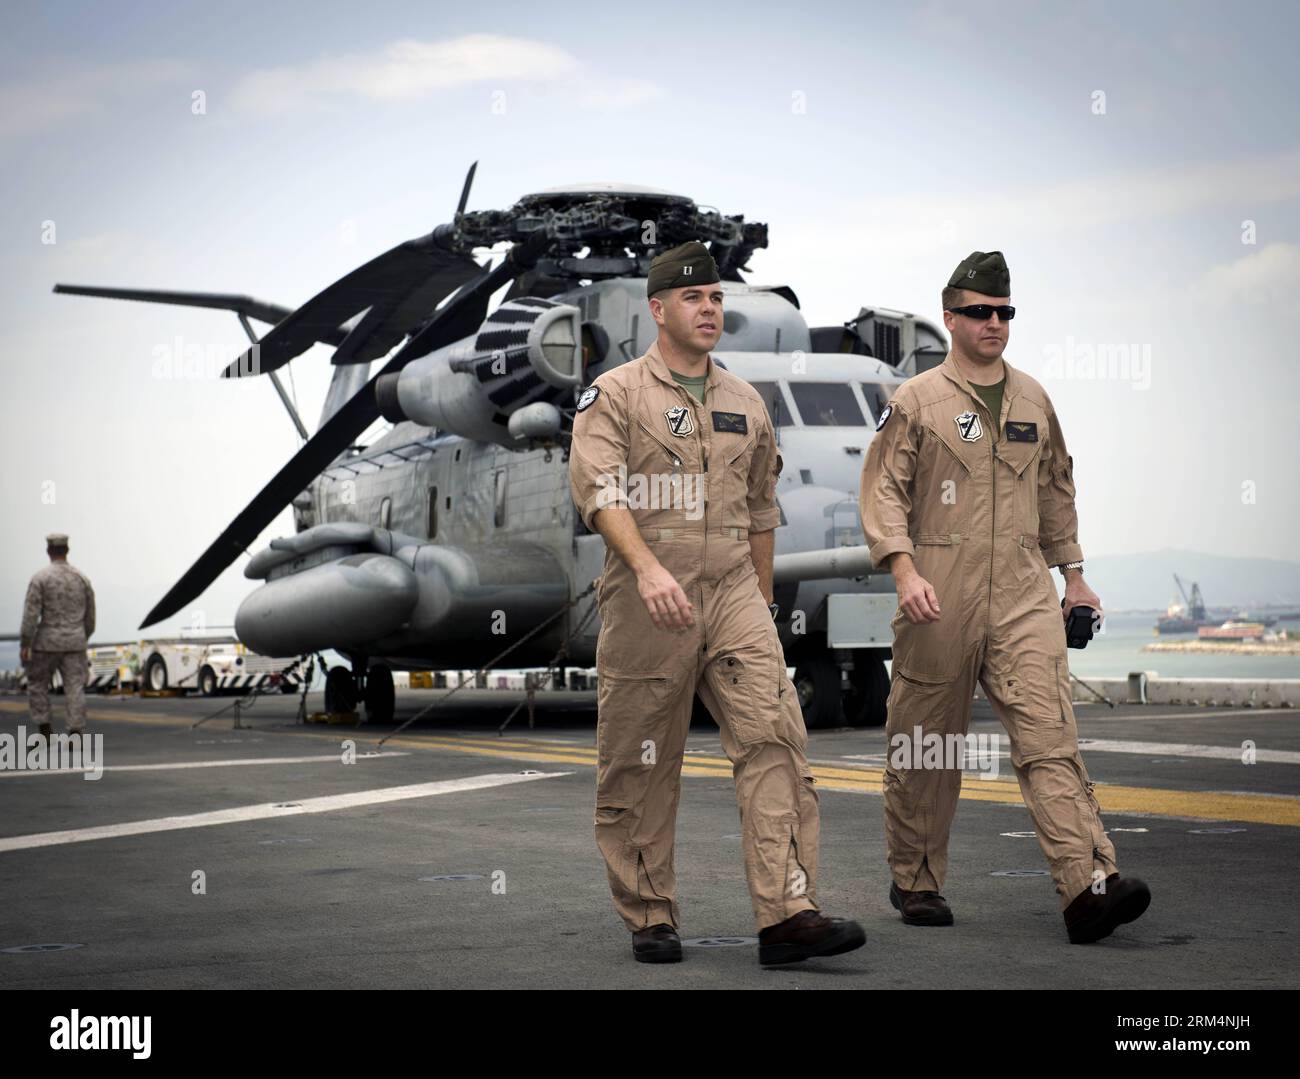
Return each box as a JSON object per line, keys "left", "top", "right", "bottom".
{"left": 21, "top": 561, "right": 96, "bottom": 732}
{"left": 569, "top": 340, "right": 820, "bottom": 933}
{"left": 859, "top": 352, "right": 1117, "bottom": 911}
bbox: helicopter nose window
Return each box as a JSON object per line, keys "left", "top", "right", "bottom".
{"left": 858, "top": 381, "right": 896, "bottom": 424}
{"left": 749, "top": 381, "right": 794, "bottom": 427}
{"left": 789, "top": 383, "right": 865, "bottom": 427}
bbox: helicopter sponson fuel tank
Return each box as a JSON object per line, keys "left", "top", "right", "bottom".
{"left": 234, "top": 522, "right": 568, "bottom": 659}
{"left": 374, "top": 296, "right": 582, "bottom": 448}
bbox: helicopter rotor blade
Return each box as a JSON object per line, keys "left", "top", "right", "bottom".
{"left": 140, "top": 230, "right": 550, "bottom": 629}
{"left": 222, "top": 229, "right": 482, "bottom": 378}
{"left": 455, "top": 161, "right": 477, "bottom": 218}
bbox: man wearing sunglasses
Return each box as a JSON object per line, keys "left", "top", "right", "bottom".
{"left": 858, "top": 250, "right": 1151, "bottom": 944}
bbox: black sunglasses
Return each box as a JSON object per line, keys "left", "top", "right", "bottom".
{"left": 947, "top": 304, "right": 1015, "bottom": 321}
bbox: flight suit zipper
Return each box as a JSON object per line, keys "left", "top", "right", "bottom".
{"left": 987, "top": 390, "right": 1012, "bottom": 623}
{"left": 929, "top": 430, "right": 967, "bottom": 471}
{"left": 974, "top": 392, "right": 995, "bottom": 630}
{"left": 988, "top": 418, "right": 995, "bottom": 624}
{"left": 647, "top": 379, "right": 708, "bottom": 650}
{"left": 692, "top": 387, "right": 708, "bottom": 651}
{"left": 635, "top": 418, "right": 685, "bottom": 471}
{"left": 670, "top": 381, "right": 710, "bottom": 652}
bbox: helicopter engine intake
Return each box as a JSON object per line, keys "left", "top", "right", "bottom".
{"left": 375, "top": 297, "right": 581, "bottom": 445}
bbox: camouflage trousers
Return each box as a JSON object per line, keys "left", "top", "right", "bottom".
{"left": 26, "top": 650, "right": 89, "bottom": 731}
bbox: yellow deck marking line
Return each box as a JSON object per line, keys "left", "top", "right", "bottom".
{"left": 0, "top": 701, "right": 198, "bottom": 727}
{"left": 6, "top": 704, "right": 1296, "bottom": 826}
{"left": 405, "top": 737, "right": 1300, "bottom": 827}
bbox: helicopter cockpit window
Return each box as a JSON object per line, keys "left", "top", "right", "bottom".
{"left": 788, "top": 383, "right": 865, "bottom": 426}
{"left": 494, "top": 469, "right": 507, "bottom": 528}
{"left": 749, "top": 381, "right": 794, "bottom": 427}
{"left": 858, "top": 381, "right": 896, "bottom": 424}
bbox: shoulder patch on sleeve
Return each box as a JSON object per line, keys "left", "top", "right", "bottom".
{"left": 875, "top": 404, "right": 893, "bottom": 431}
{"left": 576, "top": 385, "right": 600, "bottom": 412}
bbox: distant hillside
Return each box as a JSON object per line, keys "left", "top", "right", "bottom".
{"left": 1084, "top": 549, "right": 1300, "bottom": 612}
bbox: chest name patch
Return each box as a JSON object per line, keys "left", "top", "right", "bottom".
{"left": 711, "top": 411, "right": 748, "bottom": 434}
{"left": 665, "top": 405, "right": 695, "bottom": 437}
{"left": 1005, "top": 421, "right": 1038, "bottom": 442}
{"left": 955, "top": 410, "right": 983, "bottom": 442}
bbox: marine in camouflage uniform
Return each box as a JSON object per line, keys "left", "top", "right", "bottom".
{"left": 20, "top": 533, "right": 95, "bottom": 733}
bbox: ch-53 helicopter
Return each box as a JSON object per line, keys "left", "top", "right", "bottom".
{"left": 55, "top": 168, "right": 948, "bottom": 730}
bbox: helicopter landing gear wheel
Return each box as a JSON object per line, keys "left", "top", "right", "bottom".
{"left": 844, "top": 650, "right": 890, "bottom": 728}
{"left": 794, "top": 658, "right": 845, "bottom": 730}
{"left": 364, "top": 665, "right": 395, "bottom": 725}
{"left": 324, "top": 666, "right": 358, "bottom": 713}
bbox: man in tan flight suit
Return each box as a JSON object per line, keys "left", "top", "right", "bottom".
{"left": 569, "top": 240, "right": 865, "bottom": 965}
{"left": 21, "top": 532, "right": 96, "bottom": 745}
{"left": 859, "top": 251, "right": 1151, "bottom": 944}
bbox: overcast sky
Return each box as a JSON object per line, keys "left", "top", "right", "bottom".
{"left": 3, "top": 0, "right": 1297, "bottom": 642}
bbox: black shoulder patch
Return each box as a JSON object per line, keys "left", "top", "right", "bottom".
{"left": 711, "top": 410, "right": 747, "bottom": 434}
{"left": 575, "top": 385, "right": 600, "bottom": 412}
{"left": 1005, "top": 420, "right": 1037, "bottom": 442}
{"left": 875, "top": 404, "right": 893, "bottom": 431}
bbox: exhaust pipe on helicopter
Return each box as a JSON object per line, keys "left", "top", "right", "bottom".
{"left": 375, "top": 297, "right": 582, "bottom": 445}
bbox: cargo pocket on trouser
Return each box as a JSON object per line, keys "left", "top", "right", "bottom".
{"left": 594, "top": 670, "right": 679, "bottom": 928}
{"left": 709, "top": 649, "right": 780, "bottom": 749}
{"left": 889, "top": 611, "right": 960, "bottom": 685}
{"left": 1001, "top": 653, "right": 1074, "bottom": 767}
{"left": 775, "top": 664, "right": 810, "bottom": 754}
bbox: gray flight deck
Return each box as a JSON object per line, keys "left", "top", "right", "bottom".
{"left": 1, "top": 689, "right": 1296, "bottom": 990}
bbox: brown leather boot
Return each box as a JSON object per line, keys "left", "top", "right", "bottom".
{"left": 1064, "top": 873, "right": 1151, "bottom": 944}
{"left": 890, "top": 880, "right": 954, "bottom": 926}
{"left": 758, "top": 910, "right": 866, "bottom": 966}
{"left": 632, "top": 923, "right": 682, "bottom": 963}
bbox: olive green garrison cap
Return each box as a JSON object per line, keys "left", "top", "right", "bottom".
{"left": 947, "top": 250, "right": 1010, "bottom": 296}
{"left": 647, "top": 240, "right": 720, "bottom": 297}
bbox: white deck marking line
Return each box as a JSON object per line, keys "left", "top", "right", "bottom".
{"left": 0, "top": 771, "right": 570, "bottom": 853}
{"left": 1074, "top": 708, "right": 1300, "bottom": 721}
{"left": 1075, "top": 738, "right": 1300, "bottom": 764}
{"left": 0, "top": 751, "right": 411, "bottom": 778}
